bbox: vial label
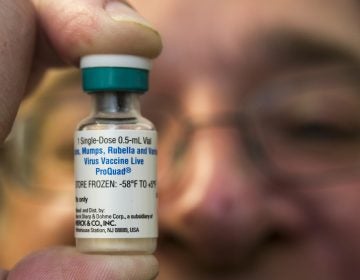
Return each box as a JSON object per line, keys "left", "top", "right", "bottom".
{"left": 74, "top": 130, "right": 157, "bottom": 238}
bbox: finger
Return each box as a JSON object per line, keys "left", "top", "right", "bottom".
{"left": 32, "top": 0, "right": 162, "bottom": 65}
{"left": 7, "top": 247, "right": 159, "bottom": 280}
{"left": 0, "top": 0, "right": 36, "bottom": 142}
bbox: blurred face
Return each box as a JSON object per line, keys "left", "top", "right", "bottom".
{"left": 132, "top": 0, "right": 360, "bottom": 279}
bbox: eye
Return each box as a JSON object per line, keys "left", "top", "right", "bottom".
{"left": 282, "top": 121, "right": 360, "bottom": 143}
{"left": 244, "top": 64, "right": 360, "bottom": 179}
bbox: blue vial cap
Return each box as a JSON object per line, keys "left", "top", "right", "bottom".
{"left": 80, "top": 55, "right": 151, "bottom": 93}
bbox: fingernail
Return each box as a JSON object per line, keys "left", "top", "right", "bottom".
{"left": 105, "top": 1, "right": 154, "bottom": 29}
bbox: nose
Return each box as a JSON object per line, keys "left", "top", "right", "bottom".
{"left": 158, "top": 126, "right": 270, "bottom": 265}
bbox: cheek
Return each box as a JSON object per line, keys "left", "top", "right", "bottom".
{"left": 301, "top": 181, "right": 360, "bottom": 258}
{"left": 31, "top": 154, "right": 75, "bottom": 229}
{"left": 29, "top": 144, "right": 75, "bottom": 245}
{"left": 31, "top": 121, "right": 78, "bottom": 192}
{"left": 34, "top": 156, "right": 74, "bottom": 190}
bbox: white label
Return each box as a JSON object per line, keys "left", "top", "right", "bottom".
{"left": 74, "top": 129, "right": 157, "bottom": 238}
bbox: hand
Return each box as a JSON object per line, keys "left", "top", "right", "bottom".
{"left": 0, "top": 0, "right": 162, "bottom": 142}
{"left": 0, "top": 247, "right": 158, "bottom": 279}
{"left": 0, "top": 0, "right": 161, "bottom": 278}
{"left": 0, "top": 247, "right": 158, "bottom": 280}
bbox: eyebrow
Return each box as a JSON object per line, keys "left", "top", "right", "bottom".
{"left": 263, "top": 31, "right": 359, "bottom": 67}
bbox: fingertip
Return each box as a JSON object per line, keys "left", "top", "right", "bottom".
{"left": 33, "top": 0, "right": 162, "bottom": 64}
{"left": 9, "top": 247, "right": 159, "bottom": 280}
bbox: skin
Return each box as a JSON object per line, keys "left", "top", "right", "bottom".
{"left": 0, "top": 0, "right": 161, "bottom": 279}
{"left": 136, "top": 0, "right": 360, "bottom": 279}
{"left": 0, "top": 0, "right": 162, "bottom": 143}
{"left": 1, "top": 0, "right": 360, "bottom": 279}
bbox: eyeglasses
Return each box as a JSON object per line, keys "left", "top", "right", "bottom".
{"left": 153, "top": 64, "right": 360, "bottom": 187}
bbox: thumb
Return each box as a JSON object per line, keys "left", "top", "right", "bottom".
{"left": 6, "top": 247, "right": 158, "bottom": 280}
{"left": 32, "top": 0, "right": 162, "bottom": 64}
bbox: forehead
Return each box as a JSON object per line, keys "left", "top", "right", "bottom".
{"left": 133, "top": 0, "right": 360, "bottom": 72}
{"left": 134, "top": 0, "right": 360, "bottom": 115}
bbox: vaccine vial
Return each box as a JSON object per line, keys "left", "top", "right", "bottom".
{"left": 74, "top": 55, "right": 157, "bottom": 254}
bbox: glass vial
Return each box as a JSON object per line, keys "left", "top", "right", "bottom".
{"left": 74, "top": 55, "right": 157, "bottom": 254}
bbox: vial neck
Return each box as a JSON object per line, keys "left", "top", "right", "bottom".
{"left": 92, "top": 92, "right": 141, "bottom": 116}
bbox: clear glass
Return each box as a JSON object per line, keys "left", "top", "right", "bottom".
{"left": 76, "top": 92, "right": 157, "bottom": 254}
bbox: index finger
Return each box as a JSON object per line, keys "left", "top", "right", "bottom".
{"left": 32, "top": 0, "right": 162, "bottom": 64}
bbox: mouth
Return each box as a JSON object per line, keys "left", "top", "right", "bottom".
{"left": 156, "top": 228, "right": 294, "bottom": 276}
